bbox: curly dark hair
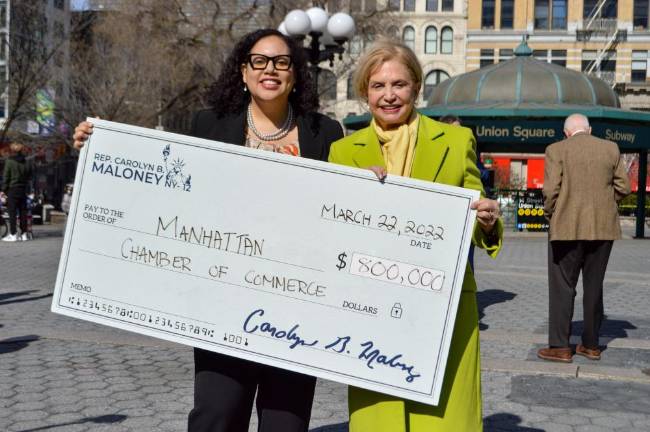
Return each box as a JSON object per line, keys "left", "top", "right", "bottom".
{"left": 206, "top": 29, "right": 318, "bottom": 117}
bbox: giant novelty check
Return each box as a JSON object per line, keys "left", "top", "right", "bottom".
{"left": 52, "top": 119, "right": 479, "bottom": 405}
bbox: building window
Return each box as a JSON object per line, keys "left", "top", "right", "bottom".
{"left": 349, "top": 35, "right": 363, "bottom": 55}
{"left": 535, "top": 0, "right": 567, "bottom": 29}
{"left": 634, "top": 0, "right": 649, "bottom": 28}
{"left": 442, "top": 0, "right": 454, "bottom": 11}
{"left": 480, "top": 49, "right": 495, "bottom": 68}
{"left": 426, "top": 0, "right": 438, "bottom": 11}
{"left": 533, "top": 49, "right": 547, "bottom": 60}
{"left": 0, "top": 32, "right": 6, "bottom": 61}
{"left": 581, "top": 50, "right": 596, "bottom": 71}
{"left": 319, "top": 70, "right": 337, "bottom": 100}
{"left": 482, "top": 0, "right": 495, "bottom": 29}
{"left": 552, "top": 0, "right": 567, "bottom": 28}
{"left": 602, "top": 51, "right": 617, "bottom": 72}
{"left": 440, "top": 27, "right": 453, "bottom": 54}
{"left": 583, "top": 0, "right": 617, "bottom": 19}
{"left": 0, "top": 3, "right": 6, "bottom": 28}
{"left": 363, "top": 26, "right": 376, "bottom": 44}
{"left": 388, "top": 0, "right": 401, "bottom": 11}
{"left": 54, "top": 21, "right": 65, "bottom": 41}
{"left": 534, "top": 49, "right": 567, "bottom": 66}
{"left": 551, "top": 49, "right": 567, "bottom": 66}
{"left": 632, "top": 51, "right": 648, "bottom": 82}
{"left": 404, "top": 0, "right": 415, "bottom": 11}
{"left": 347, "top": 74, "right": 356, "bottom": 99}
{"left": 582, "top": 50, "right": 616, "bottom": 85}
{"left": 54, "top": 81, "right": 63, "bottom": 99}
{"left": 386, "top": 25, "right": 400, "bottom": 39}
{"left": 534, "top": 0, "right": 549, "bottom": 28}
{"left": 501, "top": 0, "right": 514, "bottom": 28}
{"left": 499, "top": 49, "right": 513, "bottom": 62}
{"left": 424, "top": 70, "right": 450, "bottom": 100}
{"left": 403, "top": 26, "right": 415, "bottom": 50}
{"left": 425, "top": 26, "right": 437, "bottom": 54}
{"left": 54, "top": 51, "right": 64, "bottom": 68}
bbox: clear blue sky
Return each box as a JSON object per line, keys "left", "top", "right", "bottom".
{"left": 71, "top": 0, "right": 89, "bottom": 11}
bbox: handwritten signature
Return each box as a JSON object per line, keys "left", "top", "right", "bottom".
{"left": 242, "top": 308, "right": 420, "bottom": 383}
{"left": 243, "top": 309, "right": 318, "bottom": 349}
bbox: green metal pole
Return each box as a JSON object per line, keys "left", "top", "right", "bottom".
{"left": 636, "top": 149, "right": 648, "bottom": 238}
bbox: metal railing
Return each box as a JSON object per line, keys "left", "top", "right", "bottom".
{"left": 582, "top": 18, "right": 618, "bottom": 34}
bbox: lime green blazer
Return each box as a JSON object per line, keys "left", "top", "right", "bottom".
{"left": 329, "top": 114, "right": 502, "bottom": 291}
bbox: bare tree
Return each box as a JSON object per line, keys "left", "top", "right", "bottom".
{"left": 1, "top": 2, "right": 92, "bottom": 144}
{"left": 58, "top": 0, "right": 307, "bottom": 134}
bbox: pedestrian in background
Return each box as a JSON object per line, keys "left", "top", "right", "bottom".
{"left": 537, "top": 113, "right": 631, "bottom": 363}
{"left": 1, "top": 142, "right": 32, "bottom": 242}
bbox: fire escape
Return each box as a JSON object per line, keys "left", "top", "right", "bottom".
{"left": 576, "top": 0, "right": 627, "bottom": 87}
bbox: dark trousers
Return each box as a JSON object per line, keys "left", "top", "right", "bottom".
{"left": 7, "top": 187, "right": 27, "bottom": 235}
{"left": 548, "top": 240, "right": 613, "bottom": 348}
{"left": 188, "top": 348, "right": 316, "bottom": 432}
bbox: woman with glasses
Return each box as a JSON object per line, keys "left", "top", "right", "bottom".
{"left": 73, "top": 29, "right": 343, "bottom": 432}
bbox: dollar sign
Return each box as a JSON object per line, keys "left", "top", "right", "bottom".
{"left": 336, "top": 252, "right": 347, "bottom": 270}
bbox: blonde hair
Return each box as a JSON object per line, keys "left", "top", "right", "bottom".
{"left": 353, "top": 38, "right": 423, "bottom": 101}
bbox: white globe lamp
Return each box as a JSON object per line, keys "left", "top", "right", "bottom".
{"left": 284, "top": 10, "right": 311, "bottom": 36}
{"left": 277, "top": 21, "right": 289, "bottom": 36}
{"left": 306, "top": 7, "right": 329, "bottom": 34}
{"left": 327, "top": 12, "right": 355, "bottom": 41}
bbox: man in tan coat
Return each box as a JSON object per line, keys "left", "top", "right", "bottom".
{"left": 537, "top": 113, "right": 630, "bottom": 363}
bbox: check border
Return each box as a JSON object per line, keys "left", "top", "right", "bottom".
{"left": 55, "top": 119, "right": 477, "bottom": 401}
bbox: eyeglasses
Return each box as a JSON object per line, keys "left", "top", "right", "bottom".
{"left": 247, "top": 54, "right": 293, "bottom": 71}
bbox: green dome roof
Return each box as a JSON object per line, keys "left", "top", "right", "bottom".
{"left": 428, "top": 40, "right": 620, "bottom": 109}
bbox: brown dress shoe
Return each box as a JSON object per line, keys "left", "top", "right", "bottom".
{"left": 576, "top": 344, "right": 601, "bottom": 360}
{"left": 537, "top": 347, "right": 573, "bottom": 363}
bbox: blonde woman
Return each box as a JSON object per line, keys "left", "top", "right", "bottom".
{"left": 329, "top": 40, "right": 503, "bottom": 431}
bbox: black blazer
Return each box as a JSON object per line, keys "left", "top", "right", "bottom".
{"left": 190, "top": 109, "right": 343, "bottom": 162}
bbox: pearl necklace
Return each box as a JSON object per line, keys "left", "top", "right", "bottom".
{"left": 246, "top": 103, "right": 294, "bottom": 141}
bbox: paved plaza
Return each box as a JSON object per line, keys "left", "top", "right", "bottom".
{"left": 1, "top": 223, "right": 649, "bottom": 431}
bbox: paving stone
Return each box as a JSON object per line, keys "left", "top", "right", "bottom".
{"left": 47, "top": 403, "right": 82, "bottom": 415}
{"left": 10, "top": 401, "right": 48, "bottom": 412}
{"left": 160, "top": 418, "right": 188, "bottom": 431}
{"left": 554, "top": 415, "right": 589, "bottom": 426}
{"left": 79, "top": 389, "right": 109, "bottom": 398}
{"left": 11, "top": 409, "right": 49, "bottom": 421}
{"left": 8, "top": 420, "right": 50, "bottom": 432}
{"left": 529, "top": 422, "right": 573, "bottom": 432}
{"left": 76, "top": 380, "right": 108, "bottom": 390}
{"left": 112, "top": 398, "right": 150, "bottom": 410}
{"left": 592, "top": 415, "right": 631, "bottom": 428}
{"left": 140, "top": 385, "right": 170, "bottom": 394}
{"left": 575, "top": 426, "right": 612, "bottom": 432}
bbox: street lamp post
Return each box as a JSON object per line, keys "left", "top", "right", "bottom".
{"left": 279, "top": 8, "right": 355, "bottom": 104}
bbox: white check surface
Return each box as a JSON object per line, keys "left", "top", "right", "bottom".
{"left": 52, "top": 119, "right": 478, "bottom": 405}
